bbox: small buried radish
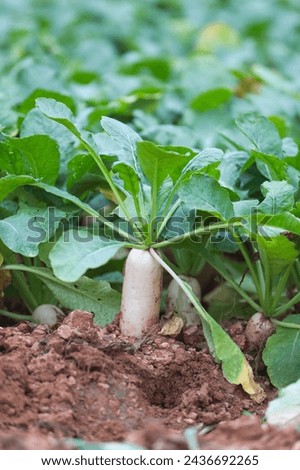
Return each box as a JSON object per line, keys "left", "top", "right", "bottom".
{"left": 119, "top": 249, "right": 163, "bottom": 337}
{"left": 166, "top": 275, "right": 201, "bottom": 326}
{"left": 32, "top": 304, "right": 64, "bottom": 326}
{"left": 245, "top": 312, "right": 275, "bottom": 350}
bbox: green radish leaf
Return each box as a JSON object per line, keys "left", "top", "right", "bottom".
{"left": 36, "top": 98, "right": 81, "bottom": 139}
{"left": 92, "top": 132, "right": 125, "bottom": 158}
{"left": 266, "top": 378, "right": 300, "bottom": 426}
{"left": 137, "top": 141, "right": 193, "bottom": 188}
{"left": 0, "top": 135, "right": 60, "bottom": 184}
{"left": 34, "top": 181, "right": 99, "bottom": 217}
{"left": 49, "top": 230, "right": 124, "bottom": 282}
{"left": 0, "top": 204, "right": 65, "bottom": 257}
{"left": 218, "top": 151, "right": 249, "bottom": 192}
{"left": 205, "top": 284, "right": 254, "bottom": 322}
{"left": 251, "top": 150, "right": 287, "bottom": 180}
{"left": 257, "top": 234, "right": 298, "bottom": 278}
{"left": 157, "top": 176, "right": 173, "bottom": 213}
{"left": 100, "top": 116, "right": 142, "bottom": 170}
{"left": 191, "top": 87, "right": 232, "bottom": 112}
{"left": 67, "top": 153, "right": 100, "bottom": 190}
{"left": 32, "top": 182, "right": 134, "bottom": 241}
{"left": 162, "top": 204, "right": 195, "bottom": 239}
{"left": 36, "top": 98, "right": 99, "bottom": 159}
{"left": 286, "top": 166, "right": 300, "bottom": 191}
{"left": 233, "top": 200, "right": 259, "bottom": 217}
{"left": 38, "top": 273, "right": 121, "bottom": 327}
{"left": 258, "top": 181, "right": 294, "bottom": 214}
{"left": 0, "top": 142, "right": 29, "bottom": 175}
{"left": 236, "top": 114, "right": 283, "bottom": 157}
{"left": 112, "top": 162, "right": 140, "bottom": 197}
{"left": 182, "top": 148, "right": 223, "bottom": 174}
{"left": 121, "top": 56, "right": 170, "bottom": 81}
{"left": 113, "top": 194, "right": 138, "bottom": 220}
{"left": 282, "top": 137, "right": 298, "bottom": 157}
{"left": 21, "top": 108, "right": 76, "bottom": 158}
{"left": 112, "top": 162, "right": 143, "bottom": 217}
{"left": 178, "top": 174, "right": 234, "bottom": 220}
{"left": 20, "top": 89, "right": 76, "bottom": 115}
{"left": 0, "top": 175, "right": 36, "bottom": 202}
{"left": 263, "top": 315, "right": 300, "bottom": 388}
{"left": 4, "top": 265, "right": 121, "bottom": 327}
{"left": 285, "top": 154, "right": 300, "bottom": 171}
{"left": 35, "top": 102, "right": 140, "bottom": 219}
{"left": 257, "top": 212, "right": 300, "bottom": 235}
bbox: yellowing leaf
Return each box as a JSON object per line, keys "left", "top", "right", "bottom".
{"left": 238, "top": 361, "right": 267, "bottom": 403}
{"left": 202, "top": 317, "right": 266, "bottom": 403}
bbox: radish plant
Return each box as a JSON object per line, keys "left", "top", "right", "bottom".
{"left": 0, "top": 0, "right": 299, "bottom": 399}
{"left": 0, "top": 98, "right": 268, "bottom": 401}
{"left": 0, "top": 101, "right": 299, "bottom": 394}
{"left": 202, "top": 114, "right": 300, "bottom": 320}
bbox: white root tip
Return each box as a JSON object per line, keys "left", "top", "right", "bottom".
{"left": 32, "top": 304, "right": 64, "bottom": 326}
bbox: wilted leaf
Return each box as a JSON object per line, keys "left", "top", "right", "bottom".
{"left": 202, "top": 314, "right": 266, "bottom": 402}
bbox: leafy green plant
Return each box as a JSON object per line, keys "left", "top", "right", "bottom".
{"left": 0, "top": 97, "right": 268, "bottom": 400}
{"left": 0, "top": 0, "right": 300, "bottom": 395}
{"left": 194, "top": 114, "right": 300, "bottom": 321}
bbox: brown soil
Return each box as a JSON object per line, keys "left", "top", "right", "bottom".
{"left": 0, "top": 310, "right": 298, "bottom": 450}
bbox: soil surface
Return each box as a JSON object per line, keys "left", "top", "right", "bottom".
{"left": 0, "top": 310, "right": 298, "bottom": 450}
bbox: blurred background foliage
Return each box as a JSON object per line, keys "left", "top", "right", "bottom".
{"left": 1, "top": 0, "right": 300, "bottom": 148}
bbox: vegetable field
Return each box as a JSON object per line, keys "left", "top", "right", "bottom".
{"left": 1, "top": 0, "right": 300, "bottom": 450}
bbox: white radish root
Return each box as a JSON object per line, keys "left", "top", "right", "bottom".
{"left": 245, "top": 312, "right": 275, "bottom": 350}
{"left": 166, "top": 275, "right": 201, "bottom": 326}
{"left": 32, "top": 304, "right": 64, "bottom": 325}
{"left": 119, "top": 249, "right": 163, "bottom": 338}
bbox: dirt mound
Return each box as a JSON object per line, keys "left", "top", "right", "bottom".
{"left": 0, "top": 310, "right": 296, "bottom": 449}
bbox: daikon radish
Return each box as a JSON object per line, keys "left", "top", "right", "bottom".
{"left": 119, "top": 249, "right": 163, "bottom": 337}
